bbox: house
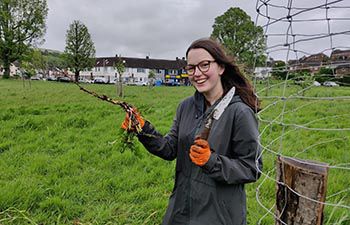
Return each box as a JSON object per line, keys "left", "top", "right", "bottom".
{"left": 334, "top": 64, "right": 350, "bottom": 78}
{"left": 288, "top": 53, "right": 329, "bottom": 74}
{"left": 80, "top": 56, "right": 187, "bottom": 85}
{"left": 330, "top": 49, "right": 350, "bottom": 78}
{"left": 330, "top": 49, "right": 350, "bottom": 62}
{"left": 0, "top": 61, "right": 20, "bottom": 77}
{"left": 254, "top": 66, "right": 272, "bottom": 79}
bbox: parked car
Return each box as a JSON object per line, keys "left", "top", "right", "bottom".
{"left": 57, "top": 76, "right": 71, "bottom": 82}
{"left": 313, "top": 81, "right": 321, "bottom": 86}
{"left": 47, "top": 76, "right": 57, "bottom": 81}
{"left": 30, "top": 76, "right": 41, "bottom": 80}
{"left": 135, "top": 81, "right": 148, "bottom": 86}
{"left": 165, "top": 80, "right": 180, "bottom": 86}
{"left": 108, "top": 78, "right": 118, "bottom": 84}
{"left": 93, "top": 77, "right": 108, "bottom": 84}
{"left": 78, "top": 77, "right": 90, "bottom": 83}
{"left": 323, "top": 81, "right": 339, "bottom": 87}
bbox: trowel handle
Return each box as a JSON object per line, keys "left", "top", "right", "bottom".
{"left": 195, "top": 126, "right": 211, "bottom": 140}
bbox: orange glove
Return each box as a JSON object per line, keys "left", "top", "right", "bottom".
{"left": 189, "top": 138, "right": 211, "bottom": 166}
{"left": 121, "top": 108, "right": 145, "bottom": 132}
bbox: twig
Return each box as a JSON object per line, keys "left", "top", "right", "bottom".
{"left": 74, "top": 82, "right": 143, "bottom": 133}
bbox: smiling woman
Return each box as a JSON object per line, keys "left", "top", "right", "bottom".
{"left": 121, "top": 37, "right": 262, "bottom": 225}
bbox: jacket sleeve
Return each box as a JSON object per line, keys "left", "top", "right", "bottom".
{"left": 202, "top": 107, "right": 263, "bottom": 184}
{"left": 136, "top": 103, "right": 182, "bottom": 161}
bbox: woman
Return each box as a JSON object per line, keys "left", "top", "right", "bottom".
{"left": 122, "top": 38, "right": 262, "bottom": 225}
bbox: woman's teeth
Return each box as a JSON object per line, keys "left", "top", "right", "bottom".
{"left": 196, "top": 79, "right": 206, "bottom": 84}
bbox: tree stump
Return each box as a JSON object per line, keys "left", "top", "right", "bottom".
{"left": 275, "top": 156, "right": 329, "bottom": 225}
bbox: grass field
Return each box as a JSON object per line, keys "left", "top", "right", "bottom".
{"left": 0, "top": 79, "right": 349, "bottom": 224}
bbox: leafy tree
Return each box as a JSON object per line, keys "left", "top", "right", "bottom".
{"left": 64, "top": 20, "right": 95, "bottom": 82}
{"left": 32, "top": 49, "right": 47, "bottom": 76}
{"left": 339, "top": 74, "right": 350, "bottom": 86}
{"left": 272, "top": 60, "right": 288, "bottom": 79}
{"left": 20, "top": 49, "right": 38, "bottom": 88}
{"left": 21, "top": 61, "right": 35, "bottom": 79}
{"left": 44, "top": 51, "right": 67, "bottom": 71}
{"left": 315, "top": 67, "right": 334, "bottom": 83}
{"left": 211, "top": 7, "right": 266, "bottom": 70}
{"left": 0, "top": 0, "right": 48, "bottom": 78}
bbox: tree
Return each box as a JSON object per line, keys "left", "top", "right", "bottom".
{"left": 20, "top": 49, "right": 38, "bottom": 88}
{"left": 31, "top": 49, "right": 47, "bottom": 76}
{"left": 44, "top": 51, "right": 67, "bottom": 72}
{"left": 0, "top": 0, "right": 48, "bottom": 78}
{"left": 315, "top": 67, "right": 334, "bottom": 83}
{"left": 148, "top": 69, "right": 156, "bottom": 88}
{"left": 114, "top": 56, "right": 125, "bottom": 97}
{"left": 272, "top": 60, "right": 288, "bottom": 79}
{"left": 64, "top": 20, "right": 95, "bottom": 82}
{"left": 211, "top": 7, "right": 266, "bottom": 70}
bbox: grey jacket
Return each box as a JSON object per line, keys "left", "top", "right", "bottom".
{"left": 138, "top": 91, "right": 262, "bottom": 225}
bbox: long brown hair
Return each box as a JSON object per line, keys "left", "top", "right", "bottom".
{"left": 186, "top": 38, "right": 261, "bottom": 112}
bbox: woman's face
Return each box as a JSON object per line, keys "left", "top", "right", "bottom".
{"left": 187, "top": 48, "right": 225, "bottom": 97}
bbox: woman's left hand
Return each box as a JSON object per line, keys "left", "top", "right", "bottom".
{"left": 189, "top": 138, "right": 211, "bottom": 166}
{"left": 121, "top": 108, "right": 145, "bottom": 133}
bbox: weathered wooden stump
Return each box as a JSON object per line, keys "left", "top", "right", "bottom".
{"left": 275, "top": 156, "right": 329, "bottom": 225}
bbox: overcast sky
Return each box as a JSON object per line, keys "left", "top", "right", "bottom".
{"left": 41, "top": 0, "right": 350, "bottom": 61}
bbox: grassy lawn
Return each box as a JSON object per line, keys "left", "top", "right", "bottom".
{"left": 0, "top": 79, "right": 349, "bottom": 224}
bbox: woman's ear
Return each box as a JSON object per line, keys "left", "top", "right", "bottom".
{"left": 218, "top": 65, "right": 225, "bottom": 76}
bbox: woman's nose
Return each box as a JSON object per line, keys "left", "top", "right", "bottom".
{"left": 193, "top": 66, "right": 202, "bottom": 76}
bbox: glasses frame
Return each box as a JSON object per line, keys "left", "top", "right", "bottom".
{"left": 185, "top": 60, "right": 216, "bottom": 76}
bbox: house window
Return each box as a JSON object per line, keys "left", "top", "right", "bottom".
{"left": 137, "top": 68, "right": 145, "bottom": 73}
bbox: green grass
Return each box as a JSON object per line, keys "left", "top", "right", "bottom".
{"left": 0, "top": 79, "right": 349, "bottom": 224}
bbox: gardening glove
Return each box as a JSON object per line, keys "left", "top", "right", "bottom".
{"left": 121, "top": 108, "right": 145, "bottom": 132}
{"left": 189, "top": 138, "right": 211, "bottom": 166}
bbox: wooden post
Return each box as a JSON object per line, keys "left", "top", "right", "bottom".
{"left": 275, "top": 156, "right": 329, "bottom": 225}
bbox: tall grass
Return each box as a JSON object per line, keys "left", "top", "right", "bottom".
{"left": 0, "top": 80, "right": 349, "bottom": 224}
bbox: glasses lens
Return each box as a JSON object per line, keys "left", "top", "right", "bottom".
{"left": 185, "top": 65, "right": 195, "bottom": 75}
{"left": 198, "top": 61, "right": 211, "bottom": 72}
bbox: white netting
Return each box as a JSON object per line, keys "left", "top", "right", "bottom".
{"left": 252, "top": 0, "right": 350, "bottom": 223}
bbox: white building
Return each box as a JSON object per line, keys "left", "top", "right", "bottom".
{"left": 0, "top": 62, "right": 20, "bottom": 77}
{"left": 254, "top": 66, "right": 272, "bottom": 80}
{"left": 80, "top": 56, "right": 188, "bottom": 85}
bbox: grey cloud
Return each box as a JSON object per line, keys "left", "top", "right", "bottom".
{"left": 42, "top": 0, "right": 350, "bottom": 61}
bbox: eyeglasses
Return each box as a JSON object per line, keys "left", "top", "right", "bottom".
{"left": 184, "top": 60, "right": 215, "bottom": 76}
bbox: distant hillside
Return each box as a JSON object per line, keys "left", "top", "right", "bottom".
{"left": 38, "top": 48, "right": 63, "bottom": 56}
